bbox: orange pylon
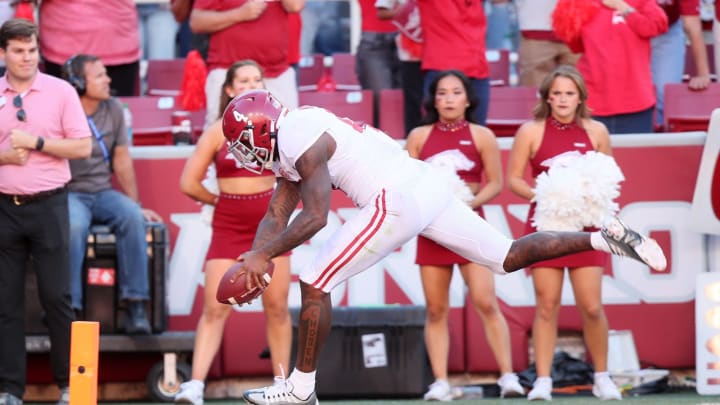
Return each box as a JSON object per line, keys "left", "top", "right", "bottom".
{"left": 69, "top": 321, "right": 99, "bottom": 405}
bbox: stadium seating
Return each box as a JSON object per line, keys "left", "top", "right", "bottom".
{"left": 330, "top": 52, "right": 362, "bottom": 90}
{"left": 298, "top": 54, "right": 325, "bottom": 87}
{"left": 378, "top": 88, "right": 405, "bottom": 140}
{"left": 486, "top": 86, "right": 538, "bottom": 137}
{"left": 664, "top": 82, "right": 720, "bottom": 132}
{"left": 119, "top": 96, "right": 204, "bottom": 145}
{"left": 683, "top": 43, "right": 716, "bottom": 82}
{"left": 119, "top": 96, "right": 174, "bottom": 146}
{"left": 298, "top": 90, "right": 374, "bottom": 126}
{"left": 487, "top": 49, "right": 510, "bottom": 87}
{"left": 145, "top": 58, "right": 185, "bottom": 97}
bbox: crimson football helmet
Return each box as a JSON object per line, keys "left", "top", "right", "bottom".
{"left": 222, "top": 89, "right": 287, "bottom": 174}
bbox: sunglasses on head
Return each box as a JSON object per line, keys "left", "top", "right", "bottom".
{"left": 14, "top": 94, "right": 26, "bottom": 122}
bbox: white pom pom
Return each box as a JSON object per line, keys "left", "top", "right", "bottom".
{"left": 532, "top": 151, "right": 624, "bottom": 231}
{"left": 200, "top": 203, "right": 214, "bottom": 225}
{"left": 201, "top": 164, "right": 219, "bottom": 195}
{"left": 200, "top": 164, "right": 219, "bottom": 225}
{"left": 425, "top": 150, "right": 476, "bottom": 205}
{"left": 436, "top": 166, "right": 475, "bottom": 205}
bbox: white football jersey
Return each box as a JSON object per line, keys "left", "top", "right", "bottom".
{"left": 273, "top": 106, "right": 423, "bottom": 207}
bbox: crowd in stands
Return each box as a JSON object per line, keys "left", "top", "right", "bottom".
{"left": 35, "top": 0, "right": 712, "bottom": 138}
{"left": 0, "top": 0, "right": 716, "bottom": 404}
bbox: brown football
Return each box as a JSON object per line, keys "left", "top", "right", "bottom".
{"left": 216, "top": 260, "right": 275, "bottom": 305}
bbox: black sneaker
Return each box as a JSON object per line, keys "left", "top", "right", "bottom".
{"left": 122, "top": 300, "right": 151, "bottom": 335}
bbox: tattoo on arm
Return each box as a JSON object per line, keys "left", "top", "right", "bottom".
{"left": 253, "top": 135, "right": 333, "bottom": 258}
{"left": 252, "top": 179, "right": 301, "bottom": 252}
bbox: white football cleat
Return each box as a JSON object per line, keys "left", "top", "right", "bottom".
{"left": 601, "top": 217, "right": 667, "bottom": 271}
{"left": 243, "top": 378, "right": 318, "bottom": 405}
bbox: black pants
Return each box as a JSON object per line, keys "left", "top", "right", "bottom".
{"left": 0, "top": 191, "right": 73, "bottom": 398}
{"left": 44, "top": 59, "right": 140, "bottom": 97}
{"left": 400, "top": 61, "right": 424, "bottom": 137}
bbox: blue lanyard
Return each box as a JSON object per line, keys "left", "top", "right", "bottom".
{"left": 87, "top": 116, "right": 110, "bottom": 163}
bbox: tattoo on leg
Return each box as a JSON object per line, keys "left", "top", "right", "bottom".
{"left": 299, "top": 304, "right": 320, "bottom": 368}
{"left": 295, "top": 282, "right": 332, "bottom": 372}
{"left": 503, "top": 231, "right": 593, "bottom": 272}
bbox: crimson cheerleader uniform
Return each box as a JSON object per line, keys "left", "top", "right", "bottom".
{"left": 205, "top": 142, "right": 289, "bottom": 260}
{"left": 416, "top": 121, "right": 484, "bottom": 265}
{"left": 524, "top": 117, "right": 608, "bottom": 268}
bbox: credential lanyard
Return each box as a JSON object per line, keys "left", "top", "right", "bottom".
{"left": 87, "top": 116, "right": 110, "bottom": 163}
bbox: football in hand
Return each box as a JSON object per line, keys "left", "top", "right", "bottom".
{"left": 216, "top": 260, "right": 275, "bottom": 306}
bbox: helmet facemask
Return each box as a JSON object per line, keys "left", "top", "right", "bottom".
{"left": 227, "top": 116, "right": 277, "bottom": 174}
{"left": 222, "top": 89, "right": 285, "bottom": 174}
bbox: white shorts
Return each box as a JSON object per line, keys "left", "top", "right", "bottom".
{"left": 299, "top": 169, "right": 513, "bottom": 292}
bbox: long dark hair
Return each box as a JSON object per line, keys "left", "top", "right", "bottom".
{"left": 421, "top": 70, "right": 480, "bottom": 125}
{"left": 533, "top": 64, "right": 591, "bottom": 121}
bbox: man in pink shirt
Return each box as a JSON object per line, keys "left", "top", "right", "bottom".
{"left": 0, "top": 19, "right": 91, "bottom": 405}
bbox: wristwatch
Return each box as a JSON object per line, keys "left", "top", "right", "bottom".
{"left": 621, "top": 6, "right": 636, "bottom": 17}
{"left": 35, "top": 136, "right": 44, "bottom": 151}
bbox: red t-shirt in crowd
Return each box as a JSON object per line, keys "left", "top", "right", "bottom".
{"left": 418, "top": 0, "right": 488, "bottom": 79}
{"left": 287, "top": 12, "right": 301, "bottom": 65}
{"left": 194, "top": 0, "right": 289, "bottom": 76}
{"left": 658, "top": 0, "right": 699, "bottom": 26}
{"left": 574, "top": 0, "right": 668, "bottom": 116}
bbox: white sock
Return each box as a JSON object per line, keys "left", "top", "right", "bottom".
{"left": 434, "top": 378, "right": 449, "bottom": 386}
{"left": 594, "top": 371, "right": 609, "bottom": 382}
{"left": 590, "top": 231, "right": 610, "bottom": 253}
{"left": 534, "top": 376, "right": 552, "bottom": 387}
{"left": 288, "top": 369, "right": 316, "bottom": 399}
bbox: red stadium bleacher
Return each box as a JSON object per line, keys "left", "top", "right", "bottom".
{"left": 487, "top": 49, "right": 510, "bottom": 87}
{"left": 298, "top": 54, "right": 325, "bottom": 87}
{"left": 119, "top": 96, "right": 204, "bottom": 146}
{"left": 486, "top": 86, "right": 538, "bottom": 137}
{"left": 683, "top": 43, "right": 716, "bottom": 82}
{"left": 664, "top": 82, "right": 720, "bottom": 132}
{"left": 298, "top": 90, "right": 374, "bottom": 125}
{"left": 378, "top": 88, "right": 405, "bottom": 140}
{"left": 330, "top": 52, "right": 362, "bottom": 90}
{"left": 145, "top": 58, "right": 185, "bottom": 97}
